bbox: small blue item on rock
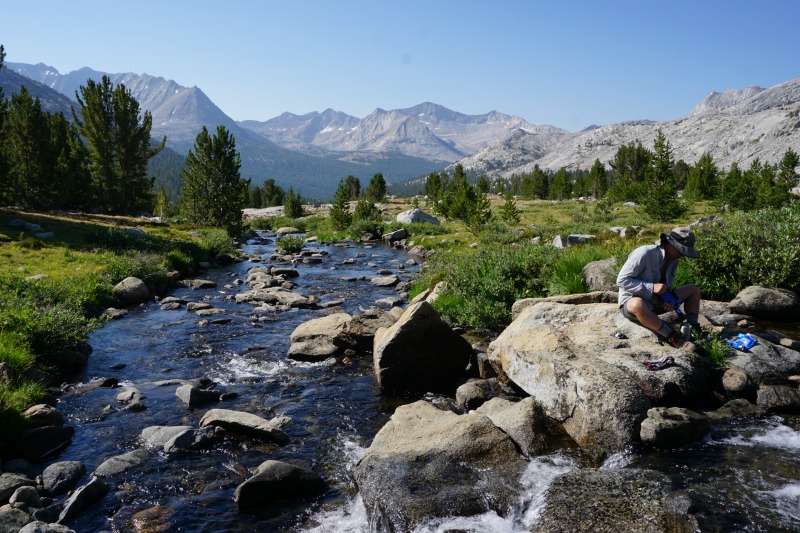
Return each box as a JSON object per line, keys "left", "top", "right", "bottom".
{"left": 727, "top": 333, "right": 757, "bottom": 351}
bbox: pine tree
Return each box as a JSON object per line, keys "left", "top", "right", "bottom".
{"left": 718, "top": 162, "right": 748, "bottom": 211}
{"left": 178, "top": 125, "right": 249, "bottom": 235}
{"left": 344, "top": 175, "right": 361, "bottom": 200}
{"left": 684, "top": 152, "right": 718, "bottom": 201}
{"left": 364, "top": 173, "right": 387, "bottom": 202}
{"left": 531, "top": 165, "right": 549, "bottom": 199}
{"left": 328, "top": 178, "right": 353, "bottom": 230}
{"left": 249, "top": 185, "right": 263, "bottom": 208}
{"left": 777, "top": 148, "right": 799, "bottom": 194}
{"left": 284, "top": 186, "right": 303, "bottom": 218}
{"left": 501, "top": 192, "right": 521, "bottom": 225}
{"left": 638, "top": 130, "right": 688, "bottom": 222}
{"left": 154, "top": 186, "right": 170, "bottom": 220}
{"left": 549, "top": 167, "right": 571, "bottom": 201}
{"left": 0, "top": 45, "right": 7, "bottom": 202}
{"left": 4, "top": 87, "right": 53, "bottom": 207}
{"left": 74, "top": 75, "right": 165, "bottom": 213}
{"left": 353, "top": 197, "right": 382, "bottom": 222}
{"left": 476, "top": 175, "right": 490, "bottom": 194}
{"left": 588, "top": 159, "right": 608, "bottom": 199}
{"left": 262, "top": 178, "right": 285, "bottom": 207}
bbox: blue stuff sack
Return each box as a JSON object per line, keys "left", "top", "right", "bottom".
{"left": 727, "top": 333, "right": 757, "bottom": 351}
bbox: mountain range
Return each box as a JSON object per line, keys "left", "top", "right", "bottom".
{"left": 2, "top": 61, "right": 799, "bottom": 198}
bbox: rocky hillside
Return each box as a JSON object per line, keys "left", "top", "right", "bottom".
{"left": 460, "top": 78, "right": 800, "bottom": 177}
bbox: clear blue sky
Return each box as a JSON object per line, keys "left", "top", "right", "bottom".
{"left": 2, "top": 1, "right": 798, "bottom": 132}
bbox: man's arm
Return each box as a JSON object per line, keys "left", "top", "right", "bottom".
{"left": 616, "top": 246, "right": 655, "bottom": 300}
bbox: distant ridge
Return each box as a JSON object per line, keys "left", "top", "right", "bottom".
{"left": 5, "top": 61, "right": 800, "bottom": 196}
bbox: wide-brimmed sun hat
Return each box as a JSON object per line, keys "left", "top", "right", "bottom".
{"left": 662, "top": 227, "right": 698, "bottom": 258}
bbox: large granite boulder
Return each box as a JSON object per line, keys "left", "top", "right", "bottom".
{"left": 725, "top": 332, "right": 800, "bottom": 386}
{"left": 112, "top": 277, "right": 150, "bottom": 305}
{"left": 353, "top": 400, "right": 528, "bottom": 532}
{"left": 233, "top": 460, "right": 326, "bottom": 509}
{"left": 729, "top": 286, "right": 800, "bottom": 321}
{"left": 396, "top": 208, "right": 440, "bottom": 225}
{"left": 488, "top": 301, "right": 710, "bottom": 459}
{"left": 373, "top": 301, "right": 472, "bottom": 393}
{"left": 288, "top": 312, "right": 355, "bottom": 361}
{"left": 533, "top": 468, "right": 698, "bottom": 532}
{"left": 582, "top": 257, "right": 618, "bottom": 292}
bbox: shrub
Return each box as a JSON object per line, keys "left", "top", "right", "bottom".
{"left": 675, "top": 203, "right": 800, "bottom": 300}
{"left": 196, "top": 228, "right": 235, "bottom": 255}
{"left": 104, "top": 252, "right": 167, "bottom": 287}
{"left": 276, "top": 236, "right": 304, "bottom": 254}
{"left": 416, "top": 243, "right": 560, "bottom": 329}
{"left": 348, "top": 220, "right": 383, "bottom": 241}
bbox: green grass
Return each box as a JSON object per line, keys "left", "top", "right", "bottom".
{"left": 0, "top": 207, "right": 228, "bottom": 437}
{"left": 694, "top": 329, "right": 731, "bottom": 368}
{"left": 548, "top": 245, "right": 616, "bottom": 295}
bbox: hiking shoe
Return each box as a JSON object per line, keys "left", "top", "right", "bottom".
{"left": 666, "top": 331, "right": 697, "bottom": 352}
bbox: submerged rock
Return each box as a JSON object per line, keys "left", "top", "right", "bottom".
{"left": 535, "top": 468, "right": 698, "bottom": 532}
{"left": 199, "top": 409, "right": 289, "bottom": 443}
{"left": 93, "top": 449, "right": 149, "bottom": 478}
{"left": 233, "top": 460, "right": 326, "bottom": 509}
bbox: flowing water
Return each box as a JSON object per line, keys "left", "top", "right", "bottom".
{"left": 50, "top": 233, "right": 800, "bottom": 532}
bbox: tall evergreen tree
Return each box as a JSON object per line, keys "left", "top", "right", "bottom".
{"left": 328, "top": 178, "right": 353, "bottom": 230}
{"left": 0, "top": 45, "right": 7, "bottom": 201}
{"left": 4, "top": 87, "right": 52, "bottom": 207}
{"left": 638, "top": 130, "right": 687, "bottom": 222}
{"left": 249, "top": 185, "right": 263, "bottom": 208}
{"left": 588, "top": 159, "right": 608, "bottom": 199}
{"left": 531, "top": 165, "right": 549, "bottom": 199}
{"left": 344, "top": 175, "right": 361, "bottom": 200}
{"left": 718, "top": 162, "right": 748, "bottom": 211}
{"left": 476, "top": 175, "right": 490, "bottom": 194}
{"left": 261, "top": 178, "right": 285, "bottom": 207}
{"left": 549, "top": 167, "right": 571, "bottom": 201}
{"left": 777, "top": 148, "right": 799, "bottom": 194}
{"left": 424, "top": 171, "right": 447, "bottom": 203}
{"left": 74, "top": 75, "right": 165, "bottom": 213}
{"left": 178, "top": 125, "right": 249, "bottom": 235}
{"left": 284, "top": 186, "right": 303, "bottom": 218}
{"left": 364, "top": 173, "right": 387, "bottom": 202}
{"left": 684, "top": 152, "right": 718, "bottom": 201}
{"left": 608, "top": 141, "right": 651, "bottom": 201}
{"left": 154, "top": 186, "right": 170, "bottom": 220}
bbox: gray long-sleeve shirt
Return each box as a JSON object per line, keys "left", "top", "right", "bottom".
{"left": 616, "top": 243, "right": 679, "bottom": 309}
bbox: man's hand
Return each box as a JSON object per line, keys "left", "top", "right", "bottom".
{"left": 653, "top": 283, "right": 674, "bottom": 311}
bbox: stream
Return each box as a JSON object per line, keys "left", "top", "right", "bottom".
{"left": 50, "top": 233, "right": 800, "bottom": 532}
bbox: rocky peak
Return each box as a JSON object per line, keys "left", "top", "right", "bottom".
{"left": 689, "top": 85, "right": 765, "bottom": 117}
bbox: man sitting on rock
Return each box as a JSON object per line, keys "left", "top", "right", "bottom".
{"left": 617, "top": 227, "right": 702, "bottom": 350}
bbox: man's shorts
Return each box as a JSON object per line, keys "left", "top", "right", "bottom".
{"left": 620, "top": 298, "right": 666, "bottom": 325}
